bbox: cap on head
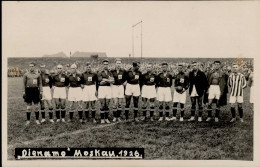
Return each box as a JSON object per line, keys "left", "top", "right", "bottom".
{"left": 132, "top": 61, "right": 140, "bottom": 67}
{"left": 71, "top": 64, "right": 77, "bottom": 69}
{"left": 214, "top": 61, "right": 221, "bottom": 64}
{"left": 115, "top": 58, "right": 122, "bottom": 63}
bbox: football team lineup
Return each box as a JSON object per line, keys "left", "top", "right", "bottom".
{"left": 21, "top": 58, "right": 254, "bottom": 125}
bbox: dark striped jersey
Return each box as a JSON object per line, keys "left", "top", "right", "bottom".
{"left": 111, "top": 69, "right": 126, "bottom": 85}
{"left": 52, "top": 73, "right": 69, "bottom": 87}
{"left": 141, "top": 72, "right": 157, "bottom": 86}
{"left": 68, "top": 73, "right": 82, "bottom": 87}
{"left": 228, "top": 73, "right": 247, "bottom": 97}
{"left": 156, "top": 72, "right": 173, "bottom": 87}
{"left": 97, "top": 70, "right": 113, "bottom": 86}
{"left": 125, "top": 70, "right": 142, "bottom": 85}
{"left": 81, "top": 72, "right": 98, "bottom": 86}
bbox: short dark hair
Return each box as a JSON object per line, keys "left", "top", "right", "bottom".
{"left": 103, "top": 59, "right": 109, "bottom": 63}
{"left": 192, "top": 61, "right": 197, "bottom": 64}
{"left": 133, "top": 61, "right": 140, "bottom": 67}
{"left": 29, "top": 62, "right": 36, "bottom": 66}
{"left": 178, "top": 64, "right": 183, "bottom": 67}
{"left": 86, "top": 62, "right": 91, "bottom": 66}
{"left": 214, "top": 61, "right": 221, "bottom": 64}
{"left": 161, "top": 62, "right": 168, "bottom": 66}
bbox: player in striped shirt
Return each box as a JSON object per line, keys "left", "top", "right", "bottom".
{"left": 228, "top": 63, "right": 247, "bottom": 123}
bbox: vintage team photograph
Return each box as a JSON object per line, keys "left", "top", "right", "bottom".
{"left": 2, "top": 1, "right": 259, "bottom": 165}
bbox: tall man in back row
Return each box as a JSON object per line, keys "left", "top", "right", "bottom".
{"left": 23, "top": 62, "right": 43, "bottom": 125}
{"left": 124, "top": 62, "right": 142, "bottom": 122}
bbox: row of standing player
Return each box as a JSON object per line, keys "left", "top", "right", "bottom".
{"left": 22, "top": 59, "right": 254, "bottom": 125}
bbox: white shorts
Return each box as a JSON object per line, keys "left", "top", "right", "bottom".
{"left": 250, "top": 86, "right": 254, "bottom": 103}
{"left": 98, "top": 86, "right": 112, "bottom": 99}
{"left": 125, "top": 83, "right": 140, "bottom": 96}
{"left": 173, "top": 90, "right": 186, "bottom": 104}
{"left": 229, "top": 95, "right": 243, "bottom": 104}
{"left": 42, "top": 86, "right": 52, "bottom": 100}
{"left": 142, "top": 85, "right": 157, "bottom": 99}
{"left": 82, "top": 85, "right": 97, "bottom": 101}
{"left": 208, "top": 85, "right": 220, "bottom": 100}
{"left": 68, "top": 87, "right": 83, "bottom": 101}
{"left": 111, "top": 85, "right": 125, "bottom": 99}
{"left": 53, "top": 87, "right": 67, "bottom": 99}
{"left": 157, "top": 87, "right": 172, "bottom": 102}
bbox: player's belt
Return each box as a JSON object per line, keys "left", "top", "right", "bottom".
{"left": 42, "top": 86, "right": 50, "bottom": 87}
{"left": 210, "top": 84, "right": 219, "bottom": 86}
{"left": 70, "top": 85, "right": 81, "bottom": 88}
{"left": 158, "top": 85, "right": 170, "bottom": 88}
{"left": 26, "top": 86, "right": 39, "bottom": 88}
{"left": 55, "top": 85, "right": 66, "bottom": 87}
{"left": 127, "top": 83, "right": 139, "bottom": 85}
{"left": 113, "top": 84, "right": 123, "bottom": 86}
{"left": 84, "top": 84, "right": 95, "bottom": 86}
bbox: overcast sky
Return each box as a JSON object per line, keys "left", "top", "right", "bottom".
{"left": 2, "top": 1, "right": 260, "bottom": 58}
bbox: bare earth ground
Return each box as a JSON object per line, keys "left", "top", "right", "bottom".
{"left": 7, "top": 77, "right": 253, "bottom": 160}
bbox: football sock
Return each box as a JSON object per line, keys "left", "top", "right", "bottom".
{"left": 78, "top": 110, "right": 83, "bottom": 119}
{"left": 125, "top": 109, "right": 129, "bottom": 120}
{"left": 117, "top": 108, "right": 122, "bottom": 118}
{"left": 215, "top": 108, "right": 220, "bottom": 118}
{"left": 172, "top": 109, "right": 177, "bottom": 117}
{"left": 180, "top": 109, "right": 184, "bottom": 118}
{"left": 35, "top": 111, "right": 39, "bottom": 120}
{"left": 105, "top": 112, "right": 109, "bottom": 119}
{"left": 207, "top": 108, "right": 212, "bottom": 117}
{"left": 191, "top": 109, "right": 195, "bottom": 117}
{"left": 238, "top": 107, "right": 243, "bottom": 118}
{"left": 85, "top": 110, "right": 89, "bottom": 119}
{"left": 166, "top": 111, "right": 169, "bottom": 117}
{"left": 49, "top": 112, "right": 53, "bottom": 119}
{"left": 92, "top": 110, "right": 96, "bottom": 118}
{"left": 41, "top": 110, "right": 45, "bottom": 119}
{"left": 69, "top": 112, "right": 74, "bottom": 120}
{"left": 134, "top": 109, "right": 138, "bottom": 118}
{"left": 113, "top": 108, "right": 117, "bottom": 118}
{"left": 199, "top": 107, "right": 203, "bottom": 117}
{"left": 61, "top": 110, "right": 66, "bottom": 118}
{"left": 159, "top": 111, "right": 163, "bottom": 117}
{"left": 56, "top": 110, "right": 60, "bottom": 119}
{"left": 100, "top": 112, "right": 105, "bottom": 119}
{"left": 231, "top": 107, "right": 236, "bottom": 118}
{"left": 150, "top": 106, "right": 155, "bottom": 117}
{"left": 26, "top": 112, "right": 31, "bottom": 121}
{"left": 142, "top": 107, "right": 147, "bottom": 117}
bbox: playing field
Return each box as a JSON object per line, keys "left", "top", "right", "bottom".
{"left": 7, "top": 77, "right": 253, "bottom": 160}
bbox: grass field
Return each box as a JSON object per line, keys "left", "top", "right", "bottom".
{"left": 7, "top": 77, "right": 253, "bottom": 160}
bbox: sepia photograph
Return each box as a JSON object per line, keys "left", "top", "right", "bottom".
{"left": 2, "top": 1, "right": 260, "bottom": 167}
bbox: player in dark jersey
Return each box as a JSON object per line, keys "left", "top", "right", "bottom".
{"left": 67, "top": 64, "right": 84, "bottom": 122}
{"left": 52, "top": 65, "right": 69, "bottom": 123}
{"left": 140, "top": 63, "right": 157, "bottom": 121}
{"left": 39, "top": 64, "right": 54, "bottom": 123}
{"left": 111, "top": 58, "right": 126, "bottom": 122}
{"left": 97, "top": 60, "right": 114, "bottom": 124}
{"left": 206, "top": 61, "right": 227, "bottom": 122}
{"left": 23, "top": 62, "right": 43, "bottom": 125}
{"left": 81, "top": 63, "right": 98, "bottom": 123}
{"left": 124, "top": 62, "right": 142, "bottom": 122}
{"left": 171, "top": 64, "right": 189, "bottom": 122}
{"left": 156, "top": 62, "right": 173, "bottom": 121}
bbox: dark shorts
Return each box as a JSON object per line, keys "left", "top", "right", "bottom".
{"left": 25, "top": 87, "right": 40, "bottom": 104}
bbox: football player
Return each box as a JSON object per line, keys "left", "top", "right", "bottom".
{"left": 124, "top": 62, "right": 142, "bottom": 122}
{"left": 97, "top": 59, "right": 114, "bottom": 124}
{"left": 188, "top": 61, "right": 208, "bottom": 122}
{"left": 206, "top": 61, "right": 227, "bottom": 122}
{"left": 156, "top": 62, "right": 173, "bottom": 121}
{"left": 229, "top": 63, "right": 247, "bottom": 122}
{"left": 111, "top": 58, "right": 126, "bottom": 122}
{"left": 171, "top": 64, "right": 189, "bottom": 122}
{"left": 81, "top": 63, "right": 98, "bottom": 123}
{"left": 140, "top": 63, "right": 157, "bottom": 121}
{"left": 52, "top": 64, "right": 69, "bottom": 122}
{"left": 67, "top": 64, "right": 84, "bottom": 122}
{"left": 23, "top": 62, "right": 43, "bottom": 125}
{"left": 39, "top": 64, "right": 54, "bottom": 123}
